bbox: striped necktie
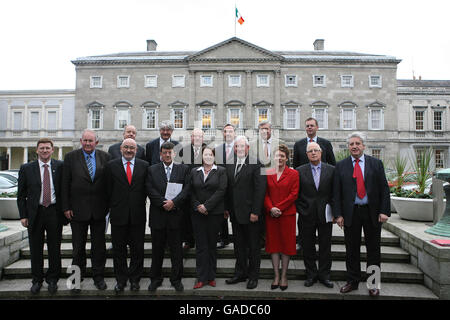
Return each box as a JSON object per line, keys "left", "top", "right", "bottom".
{"left": 86, "top": 154, "right": 94, "bottom": 181}
{"left": 42, "top": 164, "right": 51, "bottom": 207}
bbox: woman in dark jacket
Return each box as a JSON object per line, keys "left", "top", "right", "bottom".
{"left": 189, "top": 146, "right": 228, "bottom": 289}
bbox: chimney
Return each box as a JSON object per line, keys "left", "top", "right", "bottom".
{"left": 146, "top": 39, "right": 157, "bottom": 51}
{"left": 313, "top": 39, "right": 324, "bottom": 51}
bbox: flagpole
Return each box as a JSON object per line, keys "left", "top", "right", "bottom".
{"left": 234, "top": 3, "right": 236, "bottom": 37}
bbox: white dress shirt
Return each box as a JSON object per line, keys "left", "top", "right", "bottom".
{"left": 122, "top": 157, "right": 135, "bottom": 175}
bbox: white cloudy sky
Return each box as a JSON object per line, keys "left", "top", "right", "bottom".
{"left": 0, "top": 0, "right": 449, "bottom": 90}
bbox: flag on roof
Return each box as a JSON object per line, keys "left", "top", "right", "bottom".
{"left": 236, "top": 7, "right": 245, "bottom": 25}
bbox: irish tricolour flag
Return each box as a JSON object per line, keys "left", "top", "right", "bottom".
{"left": 236, "top": 7, "right": 244, "bottom": 25}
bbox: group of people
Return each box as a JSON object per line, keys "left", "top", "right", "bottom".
{"left": 17, "top": 117, "right": 390, "bottom": 298}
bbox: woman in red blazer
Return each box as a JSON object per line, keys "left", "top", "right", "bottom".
{"left": 264, "top": 144, "right": 299, "bottom": 291}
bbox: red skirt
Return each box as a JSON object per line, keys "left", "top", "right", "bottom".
{"left": 265, "top": 212, "right": 296, "bottom": 256}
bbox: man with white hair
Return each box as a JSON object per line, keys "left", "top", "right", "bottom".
{"left": 225, "top": 136, "right": 266, "bottom": 289}
{"left": 108, "top": 125, "right": 146, "bottom": 161}
{"left": 333, "top": 132, "right": 390, "bottom": 297}
{"left": 145, "top": 120, "right": 179, "bottom": 165}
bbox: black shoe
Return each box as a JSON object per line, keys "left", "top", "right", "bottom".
{"left": 280, "top": 285, "right": 288, "bottom": 291}
{"left": 296, "top": 244, "right": 302, "bottom": 251}
{"left": 114, "top": 283, "right": 125, "bottom": 293}
{"left": 226, "top": 276, "right": 247, "bottom": 285}
{"left": 217, "top": 241, "right": 227, "bottom": 249}
{"left": 94, "top": 279, "right": 107, "bottom": 290}
{"left": 48, "top": 281, "right": 58, "bottom": 294}
{"left": 30, "top": 282, "right": 42, "bottom": 294}
{"left": 148, "top": 280, "right": 162, "bottom": 292}
{"left": 247, "top": 279, "right": 258, "bottom": 289}
{"left": 173, "top": 282, "right": 184, "bottom": 292}
{"left": 130, "top": 281, "right": 140, "bottom": 291}
{"left": 319, "top": 279, "right": 334, "bottom": 288}
{"left": 304, "top": 278, "right": 317, "bottom": 287}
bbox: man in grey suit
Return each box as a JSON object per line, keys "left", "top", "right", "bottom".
{"left": 296, "top": 142, "right": 335, "bottom": 289}
{"left": 108, "top": 125, "right": 146, "bottom": 161}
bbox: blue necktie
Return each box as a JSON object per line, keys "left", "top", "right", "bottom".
{"left": 87, "top": 155, "right": 94, "bottom": 181}
{"left": 166, "top": 166, "right": 171, "bottom": 182}
{"left": 313, "top": 166, "right": 320, "bottom": 190}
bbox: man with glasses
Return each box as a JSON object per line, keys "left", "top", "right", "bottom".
{"left": 296, "top": 142, "right": 335, "bottom": 289}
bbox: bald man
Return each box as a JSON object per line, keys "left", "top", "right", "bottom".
{"left": 105, "top": 138, "right": 149, "bottom": 293}
{"left": 108, "top": 125, "right": 146, "bottom": 161}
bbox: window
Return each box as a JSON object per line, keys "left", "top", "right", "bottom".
{"left": 312, "top": 108, "right": 328, "bottom": 129}
{"left": 200, "top": 75, "right": 213, "bottom": 87}
{"left": 313, "top": 75, "right": 326, "bottom": 87}
{"left": 371, "top": 149, "right": 382, "bottom": 159}
{"left": 144, "top": 109, "right": 157, "bottom": 129}
{"left": 369, "top": 75, "right": 382, "bottom": 88}
{"left": 341, "top": 108, "right": 355, "bottom": 129}
{"left": 200, "top": 109, "right": 213, "bottom": 129}
{"left": 90, "top": 76, "right": 102, "bottom": 88}
{"left": 256, "top": 108, "right": 269, "bottom": 127}
{"left": 435, "top": 150, "right": 445, "bottom": 169}
{"left": 369, "top": 109, "right": 384, "bottom": 130}
{"left": 172, "top": 108, "right": 185, "bottom": 129}
{"left": 285, "top": 75, "right": 297, "bottom": 87}
{"left": 30, "top": 111, "right": 40, "bottom": 131}
{"left": 284, "top": 108, "right": 299, "bottom": 129}
{"left": 257, "top": 74, "right": 269, "bottom": 87}
{"left": 144, "top": 75, "right": 158, "bottom": 88}
{"left": 47, "top": 111, "right": 57, "bottom": 131}
{"left": 415, "top": 111, "right": 424, "bottom": 131}
{"left": 172, "top": 75, "right": 185, "bottom": 87}
{"left": 228, "top": 108, "right": 242, "bottom": 128}
{"left": 89, "top": 109, "right": 102, "bottom": 129}
{"left": 117, "top": 75, "right": 130, "bottom": 88}
{"left": 13, "top": 112, "right": 23, "bottom": 130}
{"left": 116, "top": 108, "right": 129, "bottom": 129}
{"left": 341, "top": 75, "right": 354, "bottom": 87}
{"left": 434, "top": 110, "right": 443, "bottom": 131}
{"left": 228, "top": 75, "right": 241, "bottom": 87}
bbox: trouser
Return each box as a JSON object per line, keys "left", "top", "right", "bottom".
{"left": 28, "top": 204, "right": 62, "bottom": 284}
{"left": 232, "top": 221, "right": 261, "bottom": 281}
{"left": 344, "top": 205, "right": 381, "bottom": 284}
{"left": 301, "top": 216, "right": 333, "bottom": 281}
{"left": 191, "top": 213, "right": 222, "bottom": 282}
{"left": 111, "top": 223, "right": 146, "bottom": 285}
{"left": 150, "top": 226, "right": 183, "bottom": 285}
{"left": 218, "top": 216, "right": 230, "bottom": 244}
{"left": 71, "top": 218, "right": 106, "bottom": 282}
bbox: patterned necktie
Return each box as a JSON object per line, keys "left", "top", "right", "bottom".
{"left": 86, "top": 154, "right": 94, "bottom": 181}
{"left": 166, "top": 166, "right": 171, "bottom": 182}
{"left": 264, "top": 141, "right": 269, "bottom": 158}
{"left": 225, "top": 145, "right": 231, "bottom": 161}
{"left": 313, "top": 166, "right": 320, "bottom": 190}
{"left": 126, "top": 161, "right": 132, "bottom": 185}
{"left": 235, "top": 162, "right": 243, "bottom": 178}
{"left": 42, "top": 164, "right": 51, "bottom": 207}
{"left": 353, "top": 158, "right": 366, "bottom": 199}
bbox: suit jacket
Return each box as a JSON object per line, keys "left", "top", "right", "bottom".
{"left": 333, "top": 155, "right": 390, "bottom": 227}
{"left": 249, "top": 137, "right": 285, "bottom": 168}
{"left": 296, "top": 162, "right": 335, "bottom": 224}
{"left": 146, "top": 162, "right": 190, "bottom": 229}
{"left": 145, "top": 138, "right": 179, "bottom": 165}
{"left": 17, "top": 159, "right": 66, "bottom": 228}
{"left": 225, "top": 155, "right": 267, "bottom": 225}
{"left": 190, "top": 166, "right": 227, "bottom": 215}
{"left": 215, "top": 143, "right": 235, "bottom": 167}
{"left": 264, "top": 167, "right": 299, "bottom": 216}
{"left": 105, "top": 158, "right": 149, "bottom": 226}
{"left": 293, "top": 137, "right": 336, "bottom": 169}
{"left": 108, "top": 142, "right": 146, "bottom": 161}
{"left": 61, "top": 149, "right": 111, "bottom": 222}
{"left": 177, "top": 143, "right": 206, "bottom": 171}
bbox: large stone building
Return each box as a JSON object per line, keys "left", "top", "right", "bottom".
{"left": 0, "top": 90, "right": 75, "bottom": 169}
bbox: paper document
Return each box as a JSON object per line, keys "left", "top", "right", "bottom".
{"left": 325, "top": 204, "right": 333, "bottom": 223}
{"left": 165, "top": 182, "right": 183, "bottom": 200}
{"left": 105, "top": 212, "right": 110, "bottom": 233}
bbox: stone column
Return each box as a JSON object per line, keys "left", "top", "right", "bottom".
{"left": 216, "top": 70, "right": 224, "bottom": 129}
{"left": 274, "top": 69, "right": 281, "bottom": 129}
{"left": 58, "top": 147, "right": 63, "bottom": 160}
{"left": 188, "top": 70, "right": 196, "bottom": 129}
{"left": 245, "top": 70, "right": 253, "bottom": 130}
{"left": 7, "top": 147, "right": 11, "bottom": 169}
{"left": 23, "top": 147, "right": 28, "bottom": 164}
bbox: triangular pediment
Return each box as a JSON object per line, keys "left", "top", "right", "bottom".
{"left": 187, "top": 37, "right": 283, "bottom": 62}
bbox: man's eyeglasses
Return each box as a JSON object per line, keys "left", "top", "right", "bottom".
{"left": 122, "top": 145, "right": 136, "bottom": 150}
{"left": 306, "top": 149, "right": 321, "bottom": 153}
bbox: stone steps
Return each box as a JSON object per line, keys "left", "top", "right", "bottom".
{"left": 0, "top": 277, "right": 438, "bottom": 300}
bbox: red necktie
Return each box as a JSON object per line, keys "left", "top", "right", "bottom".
{"left": 126, "top": 161, "right": 132, "bottom": 185}
{"left": 309, "top": 139, "right": 314, "bottom": 143}
{"left": 42, "top": 164, "right": 51, "bottom": 207}
{"left": 353, "top": 158, "right": 366, "bottom": 199}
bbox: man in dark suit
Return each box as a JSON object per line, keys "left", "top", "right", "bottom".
{"left": 225, "top": 136, "right": 266, "bottom": 289}
{"left": 105, "top": 138, "right": 149, "bottom": 293}
{"left": 145, "top": 120, "right": 179, "bottom": 165}
{"left": 17, "top": 138, "right": 66, "bottom": 294}
{"left": 108, "top": 125, "right": 146, "bottom": 161}
{"left": 293, "top": 117, "right": 336, "bottom": 251}
{"left": 177, "top": 128, "right": 205, "bottom": 250}
{"left": 296, "top": 142, "right": 335, "bottom": 289}
{"left": 62, "top": 129, "right": 111, "bottom": 291}
{"left": 146, "top": 141, "right": 190, "bottom": 292}
{"left": 214, "top": 124, "right": 236, "bottom": 249}
{"left": 334, "top": 132, "right": 390, "bottom": 297}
